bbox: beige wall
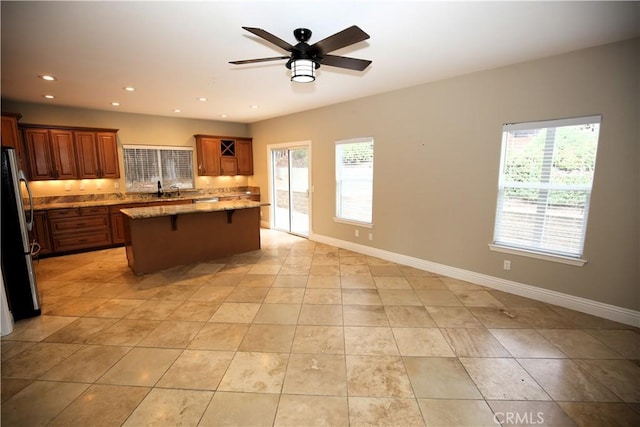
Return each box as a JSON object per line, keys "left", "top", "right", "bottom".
{"left": 249, "top": 38, "right": 639, "bottom": 310}
{"left": 1, "top": 101, "right": 251, "bottom": 196}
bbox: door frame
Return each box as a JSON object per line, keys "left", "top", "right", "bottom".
{"left": 267, "top": 140, "right": 312, "bottom": 237}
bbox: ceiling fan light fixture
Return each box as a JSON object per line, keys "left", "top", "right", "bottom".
{"left": 291, "top": 59, "right": 315, "bottom": 83}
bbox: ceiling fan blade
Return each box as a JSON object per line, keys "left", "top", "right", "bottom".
{"left": 311, "top": 25, "right": 370, "bottom": 55}
{"left": 230, "top": 56, "right": 290, "bottom": 65}
{"left": 320, "top": 55, "right": 372, "bottom": 71}
{"left": 242, "top": 27, "right": 293, "bottom": 52}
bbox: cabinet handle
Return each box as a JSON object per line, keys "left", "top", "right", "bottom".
{"left": 76, "top": 222, "right": 86, "bottom": 226}
{"left": 78, "top": 238, "right": 88, "bottom": 243}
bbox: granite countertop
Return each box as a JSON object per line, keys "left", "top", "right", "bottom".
{"left": 120, "top": 200, "right": 269, "bottom": 219}
{"left": 28, "top": 187, "right": 260, "bottom": 211}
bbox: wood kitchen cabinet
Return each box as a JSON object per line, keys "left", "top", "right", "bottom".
{"left": 110, "top": 204, "right": 142, "bottom": 244}
{"left": 195, "top": 134, "right": 253, "bottom": 176}
{"left": 96, "top": 132, "right": 120, "bottom": 178}
{"left": 195, "top": 135, "right": 221, "bottom": 176}
{"left": 76, "top": 131, "right": 120, "bottom": 178}
{"left": 1, "top": 113, "right": 28, "bottom": 172}
{"left": 29, "top": 211, "right": 52, "bottom": 256}
{"left": 24, "top": 127, "right": 78, "bottom": 180}
{"left": 236, "top": 139, "right": 253, "bottom": 175}
{"left": 24, "top": 128, "right": 79, "bottom": 180}
{"left": 49, "top": 129, "right": 78, "bottom": 179}
{"left": 22, "top": 124, "right": 119, "bottom": 181}
{"left": 48, "top": 207, "right": 112, "bottom": 253}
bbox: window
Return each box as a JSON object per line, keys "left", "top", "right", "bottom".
{"left": 492, "top": 115, "right": 601, "bottom": 262}
{"left": 335, "top": 137, "right": 374, "bottom": 225}
{"left": 123, "top": 145, "right": 194, "bottom": 193}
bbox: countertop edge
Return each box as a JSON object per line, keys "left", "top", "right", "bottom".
{"left": 120, "top": 200, "right": 270, "bottom": 219}
{"left": 29, "top": 193, "right": 260, "bottom": 211}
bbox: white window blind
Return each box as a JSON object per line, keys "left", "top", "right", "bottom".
{"left": 335, "top": 138, "right": 374, "bottom": 224}
{"left": 123, "top": 145, "right": 194, "bottom": 193}
{"left": 493, "top": 115, "right": 601, "bottom": 259}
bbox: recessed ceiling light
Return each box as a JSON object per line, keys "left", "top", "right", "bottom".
{"left": 123, "top": 86, "right": 135, "bottom": 92}
{"left": 197, "top": 97, "right": 207, "bottom": 102}
{"left": 42, "top": 94, "right": 55, "bottom": 99}
{"left": 39, "top": 75, "right": 56, "bottom": 81}
{"left": 111, "top": 102, "right": 120, "bottom": 106}
{"left": 250, "top": 105, "right": 258, "bottom": 109}
{"left": 173, "top": 109, "right": 181, "bottom": 113}
{"left": 220, "top": 114, "right": 228, "bottom": 118}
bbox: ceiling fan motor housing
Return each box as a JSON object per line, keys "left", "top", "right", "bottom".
{"left": 286, "top": 28, "right": 322, "bottom": 70}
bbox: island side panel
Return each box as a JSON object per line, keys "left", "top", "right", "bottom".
{"left": 125, "top": 207, "right": 261, "bottom": 275}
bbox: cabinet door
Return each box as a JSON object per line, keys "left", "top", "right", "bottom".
{"left": 49, "top": 129, "right": 78, "bottom": 179}
{"left": 97, "top": 132, "right": 120, "bottom": 178}
{"left": 24, "top": 128, "right": 54, "bottom": 180}
{"left": 75, "top": 131, "right": 100, "bottom": 178}
{"left": 220, "top": 157, "right": 237, "bottom": 175}
{"left": 30, "top": 211, "right": 52, "bottom": 255}
{"left": 196, "top": 136, "right": 221, "bottom": 176}
{"left": 236, "top": 139, "right": 253, "bottom": 175}
{"left": 1, "top": 114, "right": 27, "bottom": 172}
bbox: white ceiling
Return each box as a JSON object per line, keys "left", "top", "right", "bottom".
{"left": 2, "top": 1, "right": 638, "bottom": 123}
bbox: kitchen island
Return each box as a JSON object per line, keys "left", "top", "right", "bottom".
{"left": 121, "top": 200, "right": 268, "bottom": 275}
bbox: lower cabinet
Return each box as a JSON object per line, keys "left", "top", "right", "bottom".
{"left": 48, "top": 207, "right": 112, "bottom": 253}
{"left": 110, "top": 204, "right": 143, "bottom": 244}
{"left": 39, "top": 196, "right": 259, "bottom": 256}
{"left": 29, "top": 211, "right": 52, "bottom": 256}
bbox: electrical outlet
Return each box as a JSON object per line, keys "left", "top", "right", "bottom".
{"left": 64, "top": 182, "right": 71, "bottom": 191}
{"left": 355, "top": 229, "right": 359, "bottom": 237}
{"left": 79, "top": 182, "right": 85, "bottom": 191}
{"left": 503, "top": 260, "right": 511, "bottom": 270}
{"left": 96, "top": 181, "right": 102, "bottom": 190}
{"left": 368, "top": 233, "right": 373, "bottom": 241}
{"left": 114, "top": 182, "right": 120, "bottom": 189}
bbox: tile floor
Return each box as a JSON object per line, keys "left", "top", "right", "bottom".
{"left": 1, "top": 228, "right": 639, "bottom": 426}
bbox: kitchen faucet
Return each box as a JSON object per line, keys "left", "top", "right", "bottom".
{"left": 157, "top": 181, "right": 162, "bottom": 197}
{"left": 169, "top": 184, "right": 181, "bottom": 196}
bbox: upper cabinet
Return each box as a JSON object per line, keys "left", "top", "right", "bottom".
{"left": 195, "top": 134, "right": 253, "bottom": 176}
{"left": 76, "top": 131, "right": 120, "bottom": 179}
{"left": 1, "top": 113, "right": 28, "bottom": 172}
{"left": 21, "top": 124, "right": 119, "bottom": 180}
{"left": 195, "top": 135, "right": 221, "bottom": 176}
{"left": 49, "top": 129, "right": 78, "bottom": 179}
{"left": 96, "top": 132, "right": 120, "bottom": 178}
{"left": 236, "top": 139, "right": 253, "bottom": 175}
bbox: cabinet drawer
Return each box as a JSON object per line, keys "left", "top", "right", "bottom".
{"left": 50, "top": 215, "right": 110, "bottom": 235}
{"left": 80, "top": 206, "right": 109, "bottom": 216}
{"left": 48, "top": 208, "right": 80, "bottom": 219}
{"left": 52, "top": 231, "right": 112, "bottom": 252}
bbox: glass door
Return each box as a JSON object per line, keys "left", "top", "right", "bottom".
{"left": 271, "top": 145, "right": 309, "bottom": 237}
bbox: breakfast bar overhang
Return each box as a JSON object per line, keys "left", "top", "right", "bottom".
{"left": 121, "top": 200, "right": 268, "bottom": 275}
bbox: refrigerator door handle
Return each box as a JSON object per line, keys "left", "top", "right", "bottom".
{"left": 18, "top": 170, "right": 33, "bottom": 232}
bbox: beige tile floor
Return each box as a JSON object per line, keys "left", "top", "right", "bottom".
{"left": 1, "top": 228, "right": 639, "bottom": 426}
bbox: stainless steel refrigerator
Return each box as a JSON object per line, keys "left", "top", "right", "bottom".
{"left": 1, "top": 146, "right": 40, "bottom": 320}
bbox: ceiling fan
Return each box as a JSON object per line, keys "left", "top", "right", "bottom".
{"left": 229, "top": 25, "right": 372, "bottom": 83}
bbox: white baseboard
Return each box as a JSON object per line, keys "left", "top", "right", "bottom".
{"left": 310, "top": 233, "right": 640, "bottom": 328}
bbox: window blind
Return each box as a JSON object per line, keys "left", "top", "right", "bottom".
{"left": 493, "top": 115, "right": 601, "bottom": 259}
{"left": 335, "top": 138, "right": 374, "bottom": 224}
{"left": 123, "top": 145, "right": 194, "bottom": 193}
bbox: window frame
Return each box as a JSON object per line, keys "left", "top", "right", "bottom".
{"left": 490, "top": 115, "right": 601, "bottom": 266}
{"left": 334, "top": 137, "right": 375, "bottom": 227}
{"left": 122, "top": 144, "right": 195, "bottom": 193}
